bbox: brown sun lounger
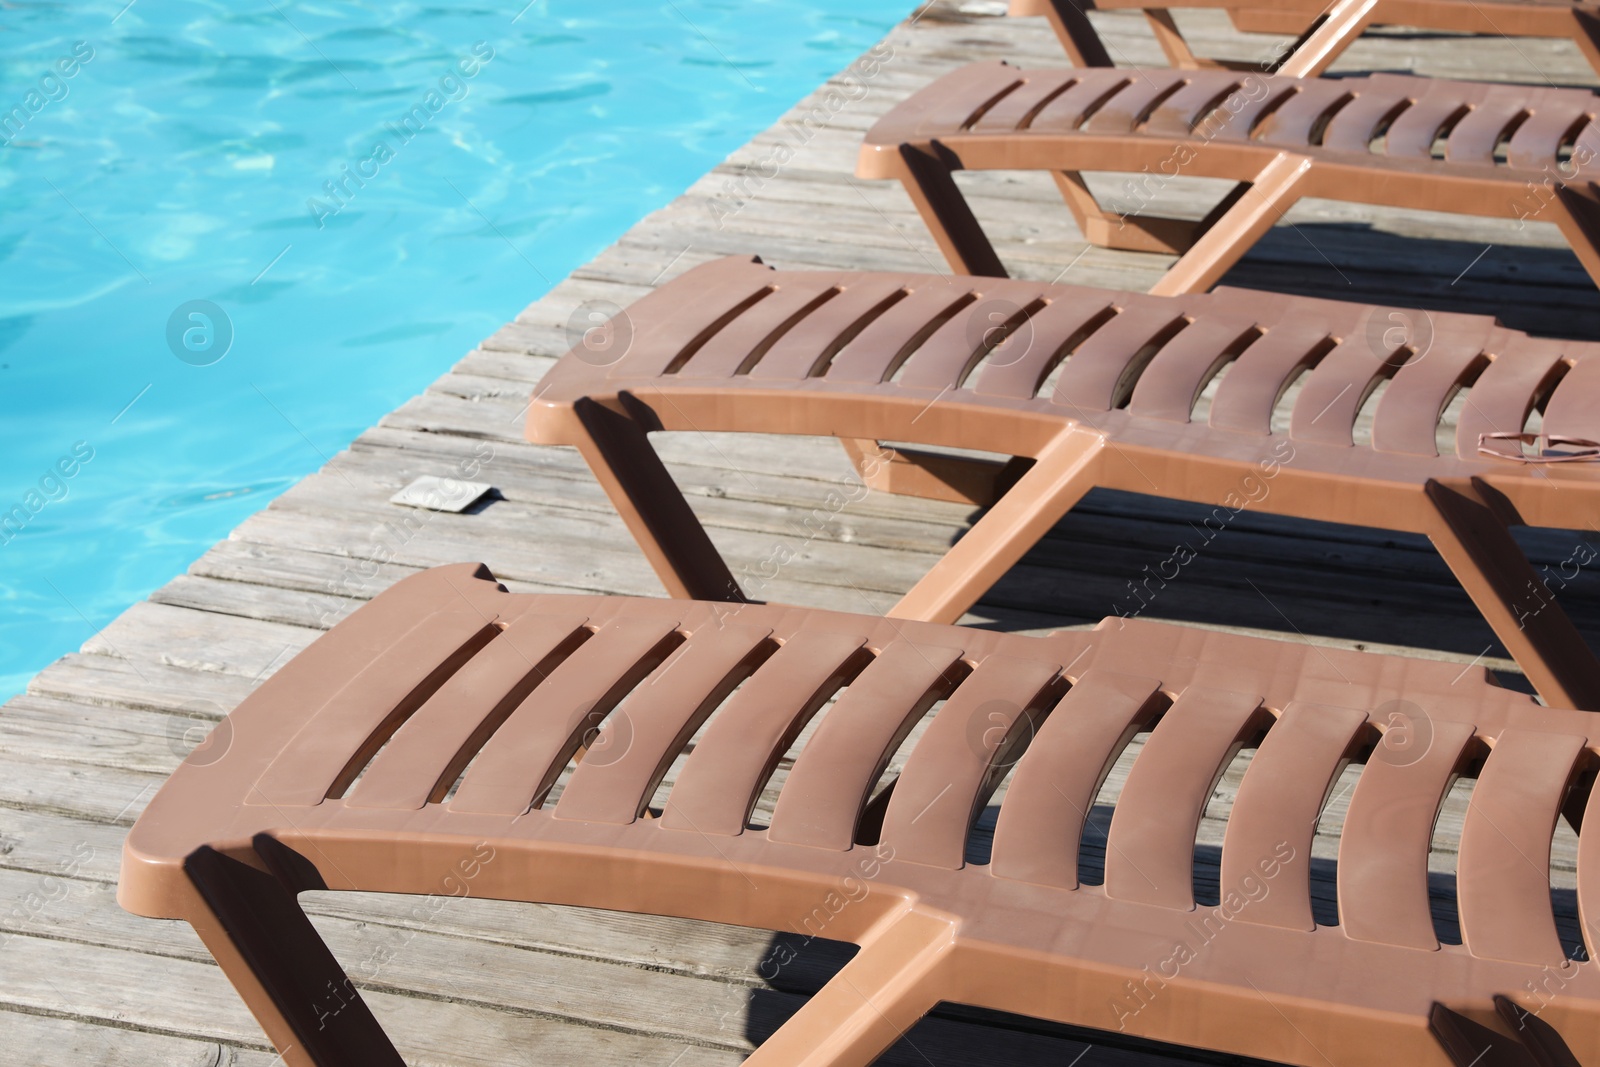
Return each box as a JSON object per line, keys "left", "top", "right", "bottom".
{"left": 524, "top": 254, "right": 1600, "bottom": 711}
{"left": 856, "top": 61, "right": 1600, "bottom": 296}
{"left": 1009, "top": 0, "right": 1600, "bottom": 80}
{"left": 120, "top": 562, "right": 1598, "bottom": 1065}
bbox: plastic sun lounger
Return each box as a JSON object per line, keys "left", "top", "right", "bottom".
{"left": 523, "top": 255, "right": 1600, "bottom": 711}
{"left": 119, "top": 562, "right": 1600, "bottom": 1066}
{"left": 855, "top": 61, "right": 1600, "bottom": 296}
{"left": 1007, "top": 0, "right": 1600, "bottom": 79}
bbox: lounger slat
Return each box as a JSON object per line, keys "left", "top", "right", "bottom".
{"left": 661, "top": 631, "right": 868, "bottom": 836}
{"left": 1542, "top": 355, "right": 1600, "bottom": 441}
{"left": 677, "top": 276, "right": 846, "bottom": 379}
{"left": 1507, "top": 104, "right": 1590, "bottom": 170}
{"left": 1320, "top": 88, "right": 1412, "bottom": 156}
{"left": 898, "top": 285, "right": 1049, "bottom": 391}
{"left": 1104, "top": 686, "right": 1264, "bottom": 909}
{"left": 826, "top": 281, "right": 978, "bottom": 384}
{"left": 1128, "top": 315, "right": 1259, "bottom": 422}
{"left": 1580, "top": 777, "right": 1600, "bottom": 962}
{"left": 1205, "top": 77, "right": 1297, "bottom": 142}
{"left": 1083, "top": 71, "right": 1193, "bottom": 135}
{"left": 1143, "top": 76, "right": 1244, "bottom": 137}
{"left": 971, "top": 71, "right": 1078, "bottom": 132}
{"left": 1051, "top": 306, "right": 1191, "bottom": 411}
{"left": 1453, "top": 339, "right": 1568, "bottom": 458}
{"left": 554, "top": 624, "right": 774, "bottom": 825}
{"left": 1446, "top": 98, "right": 1534, "bottom": 166}
{"left": 1254, "top": 80, "right": 1359, "bottom": 149}
{"left": 1027, "top": 72, "right": 1142, "bottom": 132}
{"left": 1457, "top": 728, "right": 1585, "bottom": 965}
{"left": 990, "top": 669, "right": 1163, "bottom": 889}
{"left": 972, "top": 291, "right": 1120, "bottom": 399}
{"left": 1290, "top": 338, "right": 1388, "bottom": 446}
{"left": 768, "top": 641, "right": 966, "bottom": 851}
{"left": 1207, "top": 320, "right": 1335, "bottom": 435}
{"left": 880, "top": 654, "right": 1062, "bottom": 869}
{"left": 1219, "top": 702, "right": 1368, "bottom": 931}
{"left": 609, "top": 258, "right": 778, "bottom": 378}
{"left": 252, "top": 608, "right": 500, "bottom": 807}
{"left": 344, "top": 613, "right": 590, "bottom": 811}
{"left": 448, "top": 616, "right": 684, "bottom": 816}
{"left": 749, "top": 275, "right": 912, "bottom": 380}
{"left": 1382, "top": 93, "right": 1470, "bottom": 159}
{"left": 1337, "top": 720, "right": 1476, "bottom": 950}
{"left": 1371, "top": 326, "right": 1492, "bottom": 456}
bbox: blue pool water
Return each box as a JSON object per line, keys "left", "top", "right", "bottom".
{"left": 0, "top": 1, "right": 908, "bottom": 700}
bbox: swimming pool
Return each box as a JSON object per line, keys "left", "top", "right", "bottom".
{"left": 0, "top": 0, "right": 909, "bottom": 700}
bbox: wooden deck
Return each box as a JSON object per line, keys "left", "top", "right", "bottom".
{"left": 5, "top": 4, "right": 1600, "bottom": 1064}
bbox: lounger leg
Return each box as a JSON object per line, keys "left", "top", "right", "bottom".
{"left": 1034, "top": 0, "right": 1114, "bottom": 68}
{"left": 1549, "top": 181, "right": 1600, "bottom": 293}
{"left": 1273, "top": 0, "right": 1381, "bottom": 77}
{"left": 570, "top": 396, "right": 748, "bottom": 603}
{"left": 1572, "top": 8, "right": 1600, "bottom": 80}
{"left": 1055, "top": 170, "right": 1204, "bottom": 254}
{"left": 182, "top": 844, "right": 404, "bottom": 1067}
{"left": 1424, "top": 481, "right": 1600, "bottom": 711}
{"left": 889, "top": 428, "right": 1104, "bottom": 624}
{"left": 746, "top": 910, "right": 956, "bottom": 1067}
{"left": 1148, "top": 152, "right": 1312, "bottom": 297}
{"left": 887, "top": 145, "right": 1008, "bottom": 278}
{"left": 840, "top": 436, "right": 1026, "bottom": 507}
{"left": 1144, "top": 10, "right": 1208, "bottom": 69}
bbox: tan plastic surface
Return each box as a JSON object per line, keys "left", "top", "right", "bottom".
{"left": 1007, "top": 0, "right": 1600, "bottom": 80}
{"left": 526, "top": 255, "right": 1600, "bottom": 711}
{"left": 121, "top": 563, "right": 1600, "bottom": 1065}
{"left": 857, "top": 62, "right": 1600, "bottom": 297}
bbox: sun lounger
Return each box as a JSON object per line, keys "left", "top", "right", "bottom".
{"left": 1008, "top": 0, "right": 1600, "bottom": 79}
{"left": 119, "top": 562, "right": 1597, "bottom": 1065}
{"left": 856, "top": 61, "right": 1600, "bottom": 295}
{"left": 524, "top": 255, "right": 1600, "bottom": 710}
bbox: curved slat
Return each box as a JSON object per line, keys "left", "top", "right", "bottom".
{"left": 612, "top": 258, "right": 777, "bottom": 378}
{"left": 972, "top": 72, "right": 1079, "bottom": 132}
{"left": 1104, "top": 686, "right": 1264, "bottom": 909}
{"left": 973, "top": 292, "right": 1119, "bottom": 399}
{"left": 826, "top": 282, "right": 977, "bottom": 385}
{"left": 678, "top": 277, "right": 845, "bottom": 378}
{"left": 1319, "top": 88, "right": 1411, "bottom": 155}
{"left": 661, "top": 631, "right": 867, "bottom": 836}
{"left": 990, "top": 670, "right": 1164, "bottom": 889}
{"left": 1446, "top": 98, "right": 1531, "bottom": 165}
{"left": 750, "top": 276, "right": 911, "bottom": 380}
{"left": 447, "top": 616, "right": 684, "bottom": 816}
{"left": 1371, "top": 328, "right": 1491, "bottom": 456}
{"left": 898, "top": 285, "right": 1048, "bottom": 391}
{"left": 1144, "top": 76, "right": 1243, "bottom": 137}
{"left": 768, "top": 641, "right": 966, "bottom": 851}
{"left": 1382, "top": 93, "right": 1467, "bottom": 159}
{"left": 1542, "top": 355, "right": 1600, "bottom": 441}
{"left": 1128, "top": 316, "right": 1259, "bottom": 423}
{"left": 880, "top": 653, "right": 1063, "bottom": 869}
{"left": 1458, "top": 728, "right": 1585, "bottom": 965}
{"left": 1027, "top": 73, "right": 1140, "bottom": 132}
{"left": 1578, "top": 773, "right": 1600, "bottom": 965}
{"left": 1507, "top": 104, "right": 1588, "bottom": 170}
{"left": 253, "top": 607, "right": 500, "bottom": 807}
{"left": 1051, "top": 306, "right": 1191, "bottom": 412}
{"left": 1206, "top": 76, "right": 1298, "bottom": 142}
{"left": 1289, "top": 337, "right": 1387, "bottom": 446}
{"left": 1255, "top": 80, "right": 1358, "bottom": 148}
{"left": 554, "top": 624, "right": 775, "bottom": 825}
{"left": 1453, "top": 340, "right": 1567, "bottom": 458}
{"left": 1338, "top": 719, "right": 1476, "bottom": 949}
{"left": 1082, "top": 71, "right": 1192, "bottom": 134}
{"left": 1207, "top": 320, "right": 1334, "bottom": 435}
{"left": 345, "top": 613, "right": 590, "bottom": 810}
{"left": 1220, "top": 701, "right": 1369, "bottom": 931}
